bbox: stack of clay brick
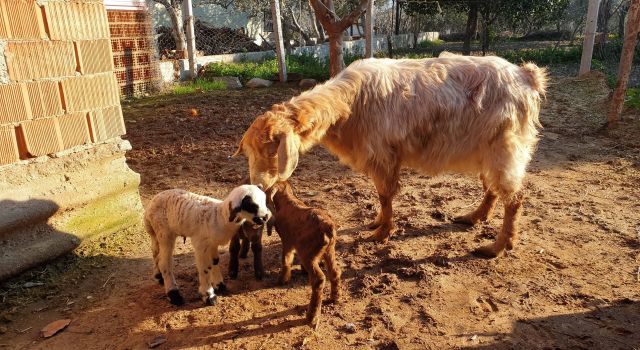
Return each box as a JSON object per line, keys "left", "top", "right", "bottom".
{"left": 0, "top": 0, "right": 126, "bottom": 166}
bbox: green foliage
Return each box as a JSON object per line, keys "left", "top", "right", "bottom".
{"left": 172, "top": 79, "right": 227, "bottom": 95}
{"left": 418, "top": 39, "right": 445, "bottom": 48}
{"left": 497, "top": 46, "right": 581, "bottom": 65}
{"left": 625, "top": 88, "right": 640, "bottom": 110}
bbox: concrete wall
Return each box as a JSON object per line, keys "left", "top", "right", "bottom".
{"left": 0, "top": 0, "right": 143, "bottom": 280}
{"left": 161, "top": 32, "right": 439, "bottom": 82}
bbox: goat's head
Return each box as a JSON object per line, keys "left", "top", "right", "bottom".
{"left": 232, "top": 110, "right": 300, "bottom": 190}
{"left": 227, "top": 185, "right": 271, "bottom": 228}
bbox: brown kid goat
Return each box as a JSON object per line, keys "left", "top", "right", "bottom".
{"left": 228, "top": 222, "right": 266, "bottom": 280}
{"left": 266, "top": 181, "right": 342, "bottom": 328}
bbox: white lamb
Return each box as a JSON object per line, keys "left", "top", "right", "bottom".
{"left": 144, "top": 185, "right": 271, "bottom": 306}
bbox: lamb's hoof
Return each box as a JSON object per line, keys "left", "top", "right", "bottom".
{"left": 453, "top": 214, "right": 477, "bottom": 226}
{"left": 472, "top": 244, "right": 502, "bottom": 259}
{"left": 204, "top": 295, "right": 217, "bottom": 306}
{"left": 215, "top": 282, "right": 227, "bottom": 294}
{"left": 154, "top": 273, "right": 164, "bottom": 285}
{"left": 167, "top": 290, "right": 184, "bottom": 306}
{"left": 306, "top": 313, "right": 320, "bottom": 330}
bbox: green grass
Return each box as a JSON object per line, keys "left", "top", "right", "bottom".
{"left": 498, "top": 46, "right": 582, "bottom": 65}
{"left": 417, "top": 39, "right": 445, "bottom": 48}
{"left": 626, "top": 88, "right": 640, "bottom": 110}
{"left": 172, "top": 79, "right": 227, "bottom": 95}
{"left": 201, "top": 53, "right": 364, "bottom": 83}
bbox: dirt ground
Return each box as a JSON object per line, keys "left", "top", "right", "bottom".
{"left": 1, "top": 72, "right": 639, "bottom": 350}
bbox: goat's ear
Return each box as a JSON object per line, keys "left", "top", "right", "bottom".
{"left": 231, "top": 138, "right": 244, "bottom": 158}
{"left": 228, "top": 202, "right": 241, "bottom": 222}
{"left": 277, "top": 131, "right": 299, "bottom": 180}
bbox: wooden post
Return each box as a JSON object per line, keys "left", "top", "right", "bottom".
{"left": 271, "top": 0, "right": 287, "bottom": 82}
{"left": 579, "top": 0, "right": 601, "bottom": 76}
{"left": 394, "top": 0, "right": 401, "bottom": 35}
{"left": 182, "top": 0, "right": 196, "bottom": 79}
{"left": 365, "top": 0, "right": 374, "bottom": 58}
{"left": 607, "top": 0, "right": 640, "bottom": 125}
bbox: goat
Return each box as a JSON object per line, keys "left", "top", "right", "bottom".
{"left": 233, "top": 54, "right": 547, "bottom": 258}
{"left": 228, "top": 221, "right": 267, "bottom": 280}
{"left": 144, "top": 185, "right": 270, "bottom": 306}
{"left": 266, "top": 181, "right": 341, "bottom": 328}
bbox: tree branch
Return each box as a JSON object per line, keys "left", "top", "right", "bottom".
{"left": 337, "top": 0, "right": 369, "bottom": 31}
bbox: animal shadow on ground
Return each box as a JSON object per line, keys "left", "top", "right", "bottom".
{"left": 463, "top": 299, "right": 640, "bottom": 349}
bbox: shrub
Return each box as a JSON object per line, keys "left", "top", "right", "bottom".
{"left": 626, "top": 88, "right": 640, "bottom": 110}
{"left": 418, "top": 39, "right": 445, "bottom": 48}
{"left": 497, "top": 46, "right": 582, "bottom": 65}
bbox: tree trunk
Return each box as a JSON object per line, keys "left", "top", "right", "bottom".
{"left": 597, "top": 0, "right": 612, "bottom": 49}
{"left": 481, "top": 21, "right": 489, "bottom": 55}
{"left": 579, "top": 0, "right": 601, "bottom": 75}
{"left": 463, "top": 2, "right": 478, "bottom": 55}
{"left": 394, "top": 0, "right": 401, "bottom": 35}
{"left": 607, "top": 0, "right": 640, "bottom": 125}
{"left": 166, "top": 4, "right": 187, "bottom": 53}
{"left": 328, "top": 34, "right": 345, "bottom": 77}
{"left": 618, "top": 3, "right": 629, "bottom": 38}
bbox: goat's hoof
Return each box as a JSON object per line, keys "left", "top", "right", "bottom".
{"left": 306, "top": 313, "right": 320, "bottom": 330}
{"left": 215, "top": 282, "right": 227, "bottom": 294}
{"left": 365, "top": 226, "right": 392, "bottom": 243}
{"left": 167, "top": 290, "right": 184, "bottom": 306}
{"left": 255, "top": 271, "right": 263, "bottom": 281}
{"left": 472, "top": 244, "right": 502, "bottom": 259}
{"left": 229, "top": 271, "right": 238, "bottom": 280}
{"left": 367, "top": 220, "right": 382, "bottom": 230}
{"left": 204, "top": 295, "right": 217, "bottom": 306}
{"left": 239, "top": 253, "right": 248, "bottom": 259}
{"left": 154, "top": 273, "right": 164, "bottom": 285}
{"left": 452, "top": 214, "right": 477, "bottom": 226}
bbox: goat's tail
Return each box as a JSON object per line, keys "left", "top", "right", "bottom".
{"left": 520, "top": 63, "right": 548, "bottom": 96}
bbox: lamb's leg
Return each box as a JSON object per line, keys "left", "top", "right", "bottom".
{"left": 474, "top": 191, "right": 523, "bottom": 258}
{"left": 301, "top": 257, "right": 325, "bottom": 329}
{"left": 323, "top": 242, "right": 342, "bottom": 303}
{"left": 210, "top": 249, "right": 226, "bottom": 294}
{"left": 239, "top": 236, "right": 250, "bottom": 259}
{"left": 145, "top": 219, "right": 164, "bottom": 285}
{"left": 156, "top": 232, "right": 182, "bottom": 305}
{"left": 278, "top": 243, "right": 295, "bottom": 285}
{"left": 229, "top": 233, "right": 241, "bottom": 280}
{"left": 366, "top": 164, "right": 400, "bottom": 243}
{"left": 250, "top": 232, "right": 264, "bottom": 280}
{"left": 192, "top": 238, "right": 217, "bottom": 305}
{"left": 454, "top": 175, "right": 498, "bottom": 225}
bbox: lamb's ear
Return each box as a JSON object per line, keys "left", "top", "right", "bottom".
{"left": 277, "top": 131, "right": 299, "bottom": 180}
{"left": 228, "top": 202, "right": 241, "bottom": 222}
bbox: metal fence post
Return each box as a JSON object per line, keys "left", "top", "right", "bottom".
{"left": 271, "top": 0, "right": 287, "bottom": 82}
{"left": 182, "top": 0, "right": 197, "bottom": 79}
{"left": 365, "top": 0, "right": 374, "bottom": 58}
{"left": 579, "top": 0, "right": 601, "bottom": 76}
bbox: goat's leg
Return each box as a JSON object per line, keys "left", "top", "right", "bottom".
{"left": 366, "top": 165, "right": 400, "bottom": 243}
{"left": 239, "top": 236, "right": 250, "bottom": 259}
{"left": 454, "top": 175, "right": 498, "bottom": 225}
{"left": 278, "top": 243, "right": 295, "bottom": 285}
{"left": 145, "top": 219, "right": 164, "bottom": 285}
{"left": 323, "top": 242, "right": 342, "bottom": 303}
{"left": 250, "top": 233, "right": 264, "bottom": 280}
{"left": 156, "top": 232, "right": 183, "bottom": 305}
{"left": 301, "top": 257, "right": 325, "bottom": 329}
{"left": 229, "top": 233, "right": 241, "bottom": 280}
{"left": 192, "top": 239, "right": 217, "bottom": 305}
{"left": 474, "top": 191, "right": 523, "bottom": 258}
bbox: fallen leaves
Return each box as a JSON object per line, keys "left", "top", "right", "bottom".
{"left": 40, "top": 319, "right": 71, "bottom": 338}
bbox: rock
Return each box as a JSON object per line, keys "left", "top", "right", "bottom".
{"left": 41, "top": 319, "right": 71, "bottom": 338}
{"left": 246, "top": 78, "right": 273, "bottom": 88}
{"left": 299, "top": 79, "right": 317, "bottom": 89}
{"left": 212, "top": 76, "right": 242, "bottom": 90}
{"left": 24, "top": 282, "right": 44, "bottom": 288}
{"left": 148, "top": 335, "right": 167, "bottom": 348}
{"left": 343, "top": 322, "right": 357, "bottom": 333}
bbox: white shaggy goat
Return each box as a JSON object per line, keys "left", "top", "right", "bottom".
{"left": 234, "top": 53, "right": 547, "bottom": 258}
{"left": 144, "top": 185, "right": 271, "bottom": 305}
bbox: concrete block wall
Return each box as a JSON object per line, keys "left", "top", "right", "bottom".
{"left": 0, "top": 0, "right": 126, "bottom": 166}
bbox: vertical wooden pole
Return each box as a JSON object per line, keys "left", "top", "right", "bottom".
{"left": 579, "top": 0, "right": 601, "bottom": 76}
{"left": 182, "top": 0, "right": 196, "bottom": 79}
{"left": 365, "top": 0, "right": 374, "bottom": 58}
{"left": 394, "top": 0, "right": 401, "bottom": 35}
{"left": 271, "top": 0, "right": 287, "bottom": 82}
{"left": 607, "top": 0, "right": 640, "bottom": 125}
